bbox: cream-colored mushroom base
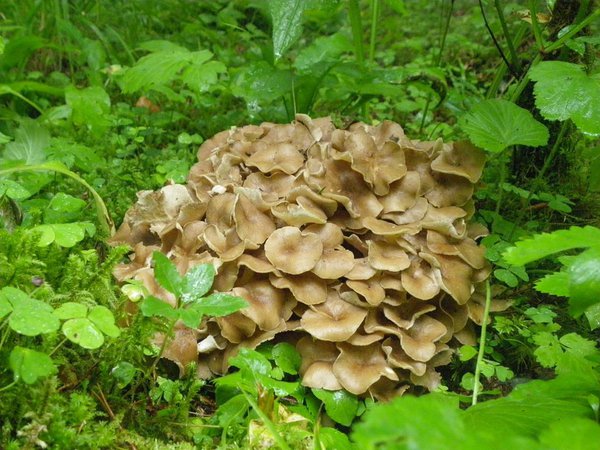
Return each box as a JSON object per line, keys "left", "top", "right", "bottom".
{"left": 111, "top": 114, "right": 496, "bottom": 399}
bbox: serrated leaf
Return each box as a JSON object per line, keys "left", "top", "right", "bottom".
{"left": 459, "top": 99, "right": 549, "bottom": 153}
{"left": 152, "top": 251, "right": 184, "bottom": 296}
{"left": 192, "top": 293, "right": 248, "bottom": 317}
{"left": 529, "top": 61, "right": 600, "bottom": 135}
{"left": 9, "top": 346, "right": 56, "bottom": 384}
{"left": 181, "top": 263, "right": 215, "bottom": 303}
{"left": 503, "top": 226, "right": 600, "bottom": 265}
{"left": 294, "top": 32, "right": 352, "bottom": 71}
{"left": 88, "top": 305, "right": 120, "bottom": 338}
{"left": 269, "top": 0, "right": 306, "bottom": 61}
{"left": 494, "top": 268, "right": 519, "bottom": 287}
{"left": 535, "top": 272, "right": 570, "bottom": 296}
{"left": 140, "top": 295, "right": 179, "bottom": 320}
{"left": 62, "top": 318, "right": 104, "bottom": 349}
{"left": 65, "top": 85, "right": 112, "bottom": 135}
{"left": 313, "top": 389, "right": 359, "bottom": 426}
{"left": 568, "top": 248, "right": 600, "bottom": 317}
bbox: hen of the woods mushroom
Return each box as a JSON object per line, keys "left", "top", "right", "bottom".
{"left": 111, "top": 115, "right": 495, "bottom": 399}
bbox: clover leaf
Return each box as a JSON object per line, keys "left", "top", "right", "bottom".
{"left": 9, "top": 346, "right": 57, "bottom": 384}
{"left": 0, "top": 287, "right": 60, "bottom": 336}
{"left": 57, "top": 303, "right": 121, "bottom": 349}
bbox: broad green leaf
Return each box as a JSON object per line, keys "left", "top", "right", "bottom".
{"left": 152, "top": 251, "right": 184, "bottom": 296}
{"left": 352, "top": 393, "right": 464, "bottom": 449}
{"left": 503, "top": 226, "right": 600, "bottom": 265}
{"left": 62, "top": 318, "right": 104, "bottom": 349}
{"left": 44, "top": 192, "right": 86, "bottom": 224}
{"left": 569, "top": 248, "right": 600, "bottom": 317}
{"left": 181, "top": 263, "right": 215, "bottom": 303}
{"left": 535, "top": 271, "right": 570, "bottom": 297}
{"left": 7, "top": 290, "right": 60, "bottom": 336}
{"left": 231, "top": 61, "right": 293, "bottom": 104}
{"left": 464, "top": 372, "right": 600, "bottom": 438}
{"left": 272, "top": 342, "right": 302, "bottom": 375}
{"left": 88, "top": 305, "right": 120, "bottom": 338}
{"left": 9, "top": 346, "right": 56, "bottom": 384}
{"left": 459, "top": 99, "right": 549, "bottom": 153}
{"left": 317, "top": 427, "right": 353, "bottom": 450}
{"left": 254, "top": 373, "right": 300, "bottom": 397}
{"left": 313, "top": 389, "right": 359, "bottom": 426}
{"left": 0, "top": 179, "right": 31, "bottom": 200}
{"left": 65, "top": 85, "right": 112, "bottom": 135}
{"left": 0, "top": 294, "right": 12, "bottom": 319}
{"left": 178, "top": 307, "right": 204, "bottom": 328}
{"left": 190, "top": 293, "right": 248, "bottom": 317}
{"left": 539, "top": 418, "right": 600, "bottom": 450}
{"left": 140, "top": 295, "right": 179, "bottom": 320}
{"left": 33, "top": 222, "right": 95, "bottom": 247}
{"left": 1, "top": 119, "right": 49, "bottom": 164}
{"left": 585, "top": 303, "right": 600, "bottom": 330}
{"left": 53, "top": 302, "right": 88, "bottom": 319}
{"left": 294, "top": 32, "right": 352, "bottom": 71}
{"left": 228, "top": 348, "right": 272, "bottom": 376}
{"left": 180, "top": 60, "right": 226, "bottom": 93}
{"left": 269, "top": 0, "right": 306, "bottom": 61}
{"left": 459, "top": 345, "right": 478, "bottom": 362}
{"left": 529, "top": 61, "right": 600, "bottom": 135}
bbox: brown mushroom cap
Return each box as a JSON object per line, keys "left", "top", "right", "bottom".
{"left": 431, "top": 141, "right": 486, "bottom": 183}
{"left": 333, "top": 342, "right": 399, "bottom": 395}
{"left": 300, "top": 291, "right": 368, "bottom": 341}
{"left": 264, "top": 227, "right": 323, "bottom": 274}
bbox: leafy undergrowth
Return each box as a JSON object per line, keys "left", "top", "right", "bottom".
{"left": 1, "top": 0, "right": 599, "bottom": 448}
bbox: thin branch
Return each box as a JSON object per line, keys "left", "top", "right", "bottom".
{"left": 478, "top": 0, "right": 519, "bottom": 78}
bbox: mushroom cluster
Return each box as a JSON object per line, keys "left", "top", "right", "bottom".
{"left": 111, "top": 115, "right": 492, "bottom": 398}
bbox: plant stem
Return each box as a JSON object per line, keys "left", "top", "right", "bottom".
{"left": 347, "top": 0, "right": 364, "bottom": 65}
{"left": 419, "top": 0, "right": 454, "bottom": 134}
{"left": 508, "top": 120, "right": 570, "bottom": 240}
{"left": 0, "top": 321, "right": 10, "bottom": 351}
{"left": 0, "top": 381, "right": 17, "bottom": 392}
{"left": 0, "top": 163, "right": 114, "bottom": 236}
{"left": 493, "top": 150, "right": 509, "bottom": 231}
{"left": 528, "top": 0, "right": 545, "bottom": 52}
{"left": 494, "top": 0, "right": 520, "bottom": 70}
{"left": 544, "top": 8, "right": 600, "bottom": 53}
{"left": 479, "top": 0, "right": 518, "bottom": 78}
{"left": 508, "top": 53, "right": 542, "bottom": 103}
{"left": 368, "top": 0, "right": 380, "bottom": 62}
{"left": 49, "top": 337, "right": 68, "bottom": 356}
{"left": 241, "top": 389, "right": 292, "bottom": 450}
{"left": 472, "top": 280, "right": 492, "bottom": 406}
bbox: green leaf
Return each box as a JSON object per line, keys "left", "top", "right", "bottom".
{"left": 5, "top": 288, "right": 60, "bottom": 336}
{"left": 152, "top": 251, "right": 184, "bottom": 297}
{"left": 181, "top": 263, "right": 215, "bottom": 303}
{"left": 191, "top": 293, "right": 248, "bottom": 317}
{"left": 459, "top": 345, "right": 478, "bottom": 362}
{"left": 313, "top": 389, "right": 359, "bottom": 426}
{"left": 111, "top": 361, "right": 137, "bottom": 388}
{"left": 494, "top": 268, "right": 518, "bottom": 287}
{"left": 317, "top": 427, "right": 353, "bottom": 450}
{"left": 294, "top": 32, "right": 352, "bottom": 71}
{"left": 65, "top": 85, "right": 112, "bottom": 135}
{"left": 62, "top": 317, "right": 104, "bottom": 349}
{"left": 269, "top": 0, "right": 306, "bottom": 61}
{"left": 569, "top": 248, "right": 600, "bottom": 317}
{"left": 1, "top": 119, "right": 49, "bottom": 165}
{"left": 535, "top": 271, "right": 570, "bottom": 297}
{"left": 459, "top": 99, "right": 549, "bottom": 153}
{"left": 33, "top": 222, "right": 95, "bottom": 247}
{"left": 228, "top": 348, "right": 272, "bottom": 376}
{"left": 0, "top": 179, "right": 31, "bottom": 200}
{"left": 539, "top": 418, "right": 600, "bottom": 450}
{"left": 44, "top": 193, "right": 86, "bottom": 224}
{"left": 140, "top": 295, "right": 179, "bottom": 320}
{"left": 9, "top": 346, "right": 56, "bottom": 384}
{"left": 272, "top": 342, "right": 302, "bottom": 375}
{"left": 529, "top": 61, "right": 600, "bottom": 135}
{"left": 352, "top": 393, "right": 464, "bottom": 449}
{"left": 178, "top": 307, "right": 204, "bottom": 328}
{"left": 53, "top": 302, "right": 88, "bottom": 319}
{"left": 88, "top": 305, "right": 120, "bottom": 338}
{"left": 503, "top": 226, "right": 600, "bottom": 266}
{"left": 0, "top": 294, "right": 12, "bottom": 319}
